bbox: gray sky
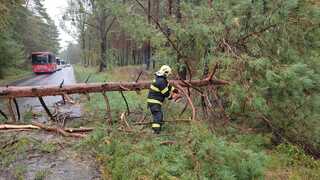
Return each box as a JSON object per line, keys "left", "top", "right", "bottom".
{"left": 43, "top": 0, "right": 76, "bottom": 50}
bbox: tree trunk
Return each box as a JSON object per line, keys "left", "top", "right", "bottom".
{"left": 144, "top": 0, "right": 151, "bottom": 70}
{"left": 168, "top": 0, "right": 173, "bottom": 16}
{"left": 81, "top": 34, "right": 86, "bottom": 66}
{"left": 176, "top": 0, "right": 186, "bottom": 79}
{"left": 155, "top": 0, "right": 160, "bottom": 22}
{"left": 208, "top": 0, "right": 212, "bottom": 8}
{"left": 99, "top": 34, "right": 107, "bottom": 72}
{"left": 178, "top": 64, "right": 187, "bottom": 80}
{"left": 176, "top": 0, "right": 182, "bottom": 23}
{"left": 0, "top": 79, "right": 229, "bottom": 98}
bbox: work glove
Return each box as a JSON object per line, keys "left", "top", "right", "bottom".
{"left": 169, "top": 89, "right": 182, "bottom": 102}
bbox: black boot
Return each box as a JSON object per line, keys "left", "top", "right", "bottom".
{"left": 153, "top": 128, "right": 161, "bottom": 134}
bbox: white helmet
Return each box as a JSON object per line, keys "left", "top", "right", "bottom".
{"left": 156, "top": 65, "right": 172, "bottom": 76}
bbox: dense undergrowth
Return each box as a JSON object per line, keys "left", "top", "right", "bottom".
{"left": 74, "top": 65, "right": 320, "bottom": 179}
{"left": 0, "top": 66, "right": 31, "bottom": 86}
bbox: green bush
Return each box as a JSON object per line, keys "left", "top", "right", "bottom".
{"left": 79, "top": 123, "right": 268, "bottom": 179}
{"left": 0, "top": 32, "right": 24, "bottom": 78}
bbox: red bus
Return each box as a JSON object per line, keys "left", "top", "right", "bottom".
{"left": 31, "top": 52, "right": 57, "bottom": 74}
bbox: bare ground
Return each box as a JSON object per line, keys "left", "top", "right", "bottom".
{"left": 0, "top": 130, "right": 101, "bottom": 180}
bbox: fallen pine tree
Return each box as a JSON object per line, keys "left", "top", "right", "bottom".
{"left": 0, "top": 77, "right": 227, "bottom": 98}
{"left": 0, "top": 67, "right": 229, "bottom": 122}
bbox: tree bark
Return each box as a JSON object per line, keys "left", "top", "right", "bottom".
{"left": 144, "top": 0, "right": 151, "bottom": 70}
{"left": 208, "top": 0, "right": 212, "bottom": 8}
{"left": 0, "top": 79, "right": 228, "bottom": 98}
{"left": 176, "top": 0, "right": 182, "bottom": 23}
{"left": 99, "top": 30, "right": 107, "bottom": 72}
{"left": 168, "top": 0, "right": 173, "bottom": 16}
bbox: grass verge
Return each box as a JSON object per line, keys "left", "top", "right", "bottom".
{"left": 74, "top": 65, "right": 270, "bottom": 179}
{"left": 0, "top": 66, "right": 32, "bottom": 86}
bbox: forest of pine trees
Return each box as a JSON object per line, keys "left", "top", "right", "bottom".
{"left": 0, "top": 0, "right": 59, "bottom": 78}
{"left": 0, "top": 0, "right": 320, "bottom": 178}
{"left": 64, "top": 0, "right": 320, "bottom": 158}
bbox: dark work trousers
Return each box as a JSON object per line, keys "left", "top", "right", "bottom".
{"left": 148, "top": 103, "right": 164, "bottom": 126}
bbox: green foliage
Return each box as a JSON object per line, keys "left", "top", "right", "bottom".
{"left": 267, "top": 143, "right": 320, "bottom": 179}
{"left": 34, "top": 170, "right": 51, "bottom": 180}
{"left": 187, "top": 0, "right": 320, "bottom": 157}
{"left": 0, "top": 0, "right": 60, "bottom": 79}
{"left": 13, "top": 164, "right": 27, "bottom": 180}
{"left": 0, "top": 31, "right": 24, "bottom": 78}
{"left": 78, "top": 123, "right": 267, "bottom": 179}
{"left": 74, "top": 66, "right": 270, "bottom": 179}
{"left": 275, "top": 144, "right": 320, "bottom": 168}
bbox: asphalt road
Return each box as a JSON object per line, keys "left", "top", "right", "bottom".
{"left": 14, "top": 66, "right": 77, "bottom": 112}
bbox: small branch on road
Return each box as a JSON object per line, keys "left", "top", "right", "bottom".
{"left": 59, "top": 79, "right": 64, "bottom": 88}
{"left": 59, "top": 80, "right": 66, "bottom": 104}
{"left": 31, "top": 121, "right": 87, "bottom": 138}
{"left": 38, "top": 97, "right": 54, "bottom": 120}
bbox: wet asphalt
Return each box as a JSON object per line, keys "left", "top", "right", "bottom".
{"left": 13, "top": 66, "right": 77, "bottom": 112}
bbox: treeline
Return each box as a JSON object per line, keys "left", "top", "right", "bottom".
{"left": 0, "top": 0, "right": 60, "bottom": 78}
{"left": 65, "top": 0, "right": 320, "bottom": 158}
{"left": 64, "top": 0, "right": 188, "bottom": 71}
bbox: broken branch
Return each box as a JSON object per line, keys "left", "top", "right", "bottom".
{"left": 176, "top": 84, "right": 196, "bottom": 120}
{"left": 38, "top": 97, "right": 54, "bottom": 120}
{"left": 13, "top": 98, "right": 20, "bottom": 121}
{"left": 7, "top": 98, "right": 16, "bottom": 122}
{"left": 0, "top": 124, "right": 40, "bottom": 130}
{"left": 31, "top": 121, "right": 87, "bottom": 138}
{"left": 120, "top": 91, "right": 130, "bottom": 115}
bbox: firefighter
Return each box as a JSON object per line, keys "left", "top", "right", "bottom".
{"left": 147, "top": 65, "right": 179, "bottom": 134}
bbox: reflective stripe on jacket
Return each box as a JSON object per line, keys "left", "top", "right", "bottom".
{"left": 147, "top": 75, "right": 173, "bottom": 104}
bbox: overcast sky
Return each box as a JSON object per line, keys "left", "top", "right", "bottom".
{"left": 43, "top": 0, "right": 76, "bottom": 50}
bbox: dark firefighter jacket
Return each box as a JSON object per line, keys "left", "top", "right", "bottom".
{"left": 147, "top": 75, "right": 174, "bottom": 105}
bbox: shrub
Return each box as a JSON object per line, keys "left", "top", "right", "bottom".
{"left": 78, "top": 123, "right": 268, "bottom": 179}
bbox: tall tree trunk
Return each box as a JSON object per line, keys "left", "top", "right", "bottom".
{"left": 168, "top": 0, "right": 173, "bottom": 16}
{"left": 152, "top": 0, "right": 160, "bottom": 69}
{"left": 144, "top": 0, "right": 151, "bottom": 70}
{"left": 98, "top": 13, "right": 108, "bottom": 72}
{"left": 81, "top": 34, "right": 86, "bottom": 66}
{"left": 176, "top": 0, "right": 186, "bottom": 80}
{"left": 176, "top": 0, "right": 182, "bottom": 23}
{"left": 208, "top": 0, "right": 212, "bottom": 8}
{"left": 99, "top": 34, "right": 107, "bottom": 72}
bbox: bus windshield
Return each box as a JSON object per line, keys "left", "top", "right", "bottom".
{"left": 32, "top": 54, "right": 48, "bottom": 64}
